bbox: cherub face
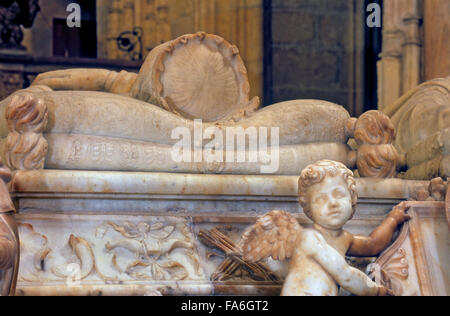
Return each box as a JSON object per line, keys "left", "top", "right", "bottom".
{"left": 306, "top": 175, "right": 353, "bottom": 230}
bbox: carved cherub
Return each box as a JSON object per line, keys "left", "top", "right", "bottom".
{"left": 242, "top": 160, "right": 410, "bottom": 296}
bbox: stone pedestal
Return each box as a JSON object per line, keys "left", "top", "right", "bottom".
{"left": 9, "top": 170, "right": 448, "bottom": 296}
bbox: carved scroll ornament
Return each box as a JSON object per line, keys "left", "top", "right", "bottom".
{"left": 4, "top": 91, "right": 48, "bottom": 171}
{"left": 346, "top": 110, "right": 399, "bottom": 178}
{"left": 368, "top": 222, "right": 411, "bottom": 296}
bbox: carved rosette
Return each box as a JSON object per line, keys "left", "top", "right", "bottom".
{"left": 4, "top": 92, "right": 48, "bottom": 170}
{"left": 347, "top": 111, "right": 399, "bottom": 178}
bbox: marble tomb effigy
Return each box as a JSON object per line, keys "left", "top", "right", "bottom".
{"left": 0, "top": 33, "right": 448, "bottom": 296}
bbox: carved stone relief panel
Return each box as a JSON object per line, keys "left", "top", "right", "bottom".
{"left": 16, "top": 214, "right": 208, "bottom": 295}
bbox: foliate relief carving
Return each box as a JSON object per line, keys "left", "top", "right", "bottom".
{"left": 18, "top": 217, "right": 205, "bottom": 284}
{"left": 4, "top": 91, "right": 48, "bottom": 170}
{"left": 347, "top": 111, "right": 399, "bottom": 178}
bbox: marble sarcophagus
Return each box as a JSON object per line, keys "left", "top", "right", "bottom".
{"left": 0, "top": 33, "right": 448, "bottom": 296}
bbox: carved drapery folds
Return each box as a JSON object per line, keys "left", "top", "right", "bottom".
{"left": 4, "top": 91, "right": 48, "bottom": 171}
{"left": 0, "top": 162, "right": 19, "bottom": 296}
{"left": 446, "top": 185, "right": 450, "bottom": 230}
{"left": 383, "top": 77, "right": 450, "bottom": 180}
{"left": 0, "top": 214, "right": 19, "bottom": 296}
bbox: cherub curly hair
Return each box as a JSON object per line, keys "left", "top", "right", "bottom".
{"left": 298, "top": 160, "right": 357, "bottom": 220}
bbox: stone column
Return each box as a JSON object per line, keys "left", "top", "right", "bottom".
{"left": 107, "top": 0, "right": 122, "bottom": 59}
{"left": 424, "top": 0, "right": 450, "bottom": 81}
{"left": 142, "top": 0, "right": 157, "bottom": 53}
{"left": 378, "top": 0, "right": 422, "bottom": 110}
{"left": 401, "top": 0, "right": 421, "bottom": 93}
{"left": 215, "top": 1, "right": 234, "bottom": 44}
{"left": 134, "top": 0, "right": 142, "bottom": 28}
{"left": 156, "top": 0, "right": 171, "bottom": 45}
{"left": 377, "top": 31, "right": 403, "bottom": 110}
{"left": 193, "top": 0, "right": 215, "bottom": 33}
{"left": 243, "top": 0, "right": 263, "bottom": 100}
{"left": 121, "top": 0, "right": 135, "bottom": 33}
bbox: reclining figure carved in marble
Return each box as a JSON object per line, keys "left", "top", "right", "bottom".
{"left": 0, "top": 33, "right": 399, "bottom": 178}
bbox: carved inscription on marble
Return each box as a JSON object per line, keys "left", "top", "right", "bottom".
{"left": 61, "top": 136, "right": 163, "bottom": 168}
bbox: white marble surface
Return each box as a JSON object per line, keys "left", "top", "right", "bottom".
{"left": 8, "top": 171, "right": 445, "bottom": 296}
{"left": 11, "top": 170, "right": 428, "bottom": 199}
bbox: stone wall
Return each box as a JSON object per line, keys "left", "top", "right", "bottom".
{"left": 269, "top": 0, "right": 365, "bottom": 116}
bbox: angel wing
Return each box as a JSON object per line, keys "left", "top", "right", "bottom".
{"left": 241, "top": 210, "right": 303, "bottom": 262}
